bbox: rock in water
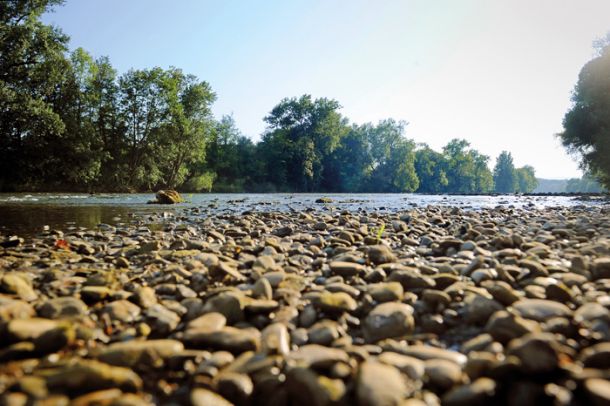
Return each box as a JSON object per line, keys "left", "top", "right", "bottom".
{"left": 150, "top": 190, "right": 183, "bottom": 204}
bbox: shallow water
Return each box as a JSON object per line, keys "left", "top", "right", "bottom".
{"left": 0, "top": 192, "right": 605, "bottom": 237}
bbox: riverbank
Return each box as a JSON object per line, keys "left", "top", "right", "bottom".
{"left": 1, "top": 205, "right": 609, "bottom": 404}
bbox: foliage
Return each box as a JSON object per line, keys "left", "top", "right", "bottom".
{"left": 182, "top": 171, "right": 216, "bottom": 192}
{"left": 0, "top": 0, "right": 69, "bottom": 190}
{"left": 493, "top": 151, "right": 517, "bottom": 193}
{"left": 565, "top": 174, "right": 606, "bottom": 192}
{"left": 441, "top": 139, "right": 494, "bottom": 194}
{"left": 560, "top": 36, "right": 610, "bottom": 189}
{"left": 515, "top": 165, "right": 538, "bottom": 193}
{"left": 0, "top": 1, "right": 539, "bottom": 194}
{"left": 261, "top": 95, "right": 349, "bottom": 192}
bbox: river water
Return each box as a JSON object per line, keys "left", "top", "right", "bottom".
{"left": 0, "top": 193, "right": 606, "bottom": 237}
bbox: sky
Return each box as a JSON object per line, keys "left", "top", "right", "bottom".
{"left": 42, "top": 0, "right": 610, "bottom": 179}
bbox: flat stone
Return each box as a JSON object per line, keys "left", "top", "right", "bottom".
{"left": 0, "top": 297, "right": 35, "bottom": 322}
{"left": 0, "top": 274, "right": 37, "bottom": 301}
{"left": 145, "top": 304, "right": 180, "bottom": 335}
{"left": 329, "top": 261, "right": 365, "bottom": 277}
{"left": 367, "top": 245, "right": 397, "bottom": 264}
{"left": 4, "top": 318, "right": 58, "bottom": 343}
{"left": 287, "top": 344, "right": 349, "bottom": 368}
{"left": 363, "top": 302, "right": 415, "bottom": 343}
{"left": 261, "top": 323, "right": 290, "bottom": 355}
{"left": 103, "top": 300, "right": 142, "bottom": 323}
{"left": 98, "top": 339, "right": 184, "bottom": 367}
{"left": 511, "top": 299, "right": 572, "bottom": 322}
{"left": 463, "top": 294, "right": 503, "bottom": 325}
{"left": 507, "top": 333, "right": 560, "bottom": 374}
{"left": 356, "top": 361, "right": 408, "bottom": 406}
{"left": 216, "top": 371, "right": 254, "bottom": 405}
{"left": 485, "top": 310, "right": 540, "bottom": 343}
{"left": 202, "top": 293, "right": 244, "bottom": 324}
{"left": 316, "top": 291, "right": 357, "bottom": 313}
{"left": 33, "top": 323, "right": 76, "bottom": 354}
{"left": 286, "top": 367, "right": 345, "bottom": 406}
{"left": 191, "top": 388, "right": 233, "bottom": 406}
{"left": 378, "top": 351, "right": 425, "bottom": 380}
{"left": 186, "top": 312, "right": 226, "bottom": 332}
{"left": 382, "top": 344, "right": 467, "bottom": 367}
{"left": 442, "top": 377, "right": 497, "bottom": 406}
{"left": 129, "top": 287, "right": 157, "bottom": 309}
{"left": 81, "top": 286, "right": 112, "bottom": 303}
{"left": 584, "top": 378, "right": 610, "bottom": 406}
{"left": 252, "top": 278, "right": 272, "bottom": 300}
{"left": 592, "top": 258, "right": 610, "bottom": 280}
{"left": 368, "top": 282, "right": 404, "bottom": 302}
{"left": 580, "top": 342, "right": 610, "bottom": 369}
{"left": 182, "top": 326, "right": 260, "bottom": 353}
{"left": 308, "top": 320, "right": 340, "bottom": 346}
{"left": 70, "top": 389, "right": 123, "bottom": 406}
{"left": 387, "top": 269, "right": 435, "bottom": 290}
{"left": 425, "top": 359, "right": 463, "bottom": 391}
{"left": 44, "top": 359, "right": 142, "bottom": 393}
{"left": 38, "top": 297, "right": 88, "bottom": 319}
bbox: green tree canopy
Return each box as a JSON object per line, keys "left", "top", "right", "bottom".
{"left": 560, "top": 35, "right": 610, "bottom": 189}
{"left": 565, "top": 174, "right": 606, "bottom": 193}
{"left": 515, "top": 165, "right": 538, "bottom": 193}
{"left": 493, "top": 151, "right": 517, "bottom": 193}
{"left": 262, "top": 95, "right": 349, "bottom": 191}
{"left": 0, "top": 0, "right": 69, "bottom": 189}
{"left": 414, "top": 144, "right": 448, "bottom": 193}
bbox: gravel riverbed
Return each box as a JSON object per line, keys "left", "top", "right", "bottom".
{"left": 0, "top": 204, "right": 609, "bottom": 405}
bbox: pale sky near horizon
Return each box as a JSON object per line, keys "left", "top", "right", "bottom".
{"left": 43, "top": 0, "right": 610, "bottom": 179}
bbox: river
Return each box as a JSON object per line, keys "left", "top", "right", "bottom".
{"left": 0, "top": 193, "right": 605, "bottom": 237}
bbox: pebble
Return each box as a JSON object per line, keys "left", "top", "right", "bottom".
{"left": 363, "top": 302, "right": 415, "bottom": 342}
{"left": 0, "top": 204, "right": 607, "bottom": 404}
{"left": 356, "top": 361, "right": 408, "bottom": 406}
{"left": 511, "top": 298, "right": 573, "bottom": 321}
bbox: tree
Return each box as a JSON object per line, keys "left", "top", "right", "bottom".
{"left": 203, "top": 115, "right": 258, "bottom": 191}
{"left": 415, "top": 144, "right": 448, "bottom": 193}
{"left": 157, "top": 68, "right": 215, "bottom": 188}
{"left": 365, "top": 119, "right": 419, "bottom": 192}
{"left": 263, "top": 95, "right": 349, "bottom": 191}
{"left": 493, "top": 151, "right": 517, "bottom": 193}
{"left": 442, "top": 139, "right": 493, "bottom": 194}
{"left": 565, "top": 174, "right": 606, "bottom": 192}
{"left": 326, "top": 124, "right": 373, "bottom": 192}
{"left": 472, "top": 151, "right": 494, "bottom": 193}
{"left": 515, "top": 165, "right": 538, "bottom": 193}
{"left": 560, "top": 35, "right": 610, "bottom": 189}
{"left": 0, "top": 0, "right": 70, "bottom": 190}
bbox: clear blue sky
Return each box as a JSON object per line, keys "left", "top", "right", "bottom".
{"left": 43, "top": 0, "right": 610, "bottom": 179}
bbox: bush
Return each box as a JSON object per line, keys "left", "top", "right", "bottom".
{"left": 181, "top": 172, "right": 216, "bottom": 192}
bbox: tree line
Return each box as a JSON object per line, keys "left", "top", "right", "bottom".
{"left": 0, "top": 0, "right": 538, "bottom": 194}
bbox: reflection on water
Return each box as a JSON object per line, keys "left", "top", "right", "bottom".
{"left": 0, "top": 193, "right": 605, "bottom": 238}
{"left": 0, "top": 205, "right": 166, "bottom": 237}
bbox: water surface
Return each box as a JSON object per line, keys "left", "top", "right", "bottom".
{"left": 0, "top": 193, "right": 604, "bottom": 237}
